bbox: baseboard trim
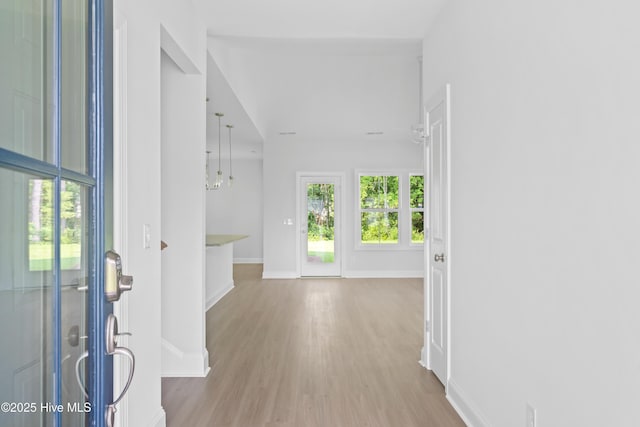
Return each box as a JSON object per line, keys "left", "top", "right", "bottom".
{"left": 343, "top": 270, "right": 424, "bottom": 278}
{"left": 147, "top": 407, "right": 167, "bottom": 427}
{"left": 161, "top": 339, "right": 210, "bottom": 378}
{"left": 206, "top": 282, "right": 234, "bottom": 311}
{"left": 233, "top": 258, "right": 263, "bottom": 264}
{"left": 162, "top": 365, "right": 211, "bottom": 378}
{"left": 262, "top": 270, "right": 298, "bottom": 279}
{"left": 447, "top": 379, "right": 491, "bottom": 427}
{"left": 419, "top": 346, "right": 428, "bottom": 369}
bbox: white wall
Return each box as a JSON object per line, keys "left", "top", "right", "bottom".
{"left": 206, "top": 158, "right": 264, "bottom": 263}
{"left": 422, "top": 1, "right": 640, "bottom": 426}
{"left": 263, "top": 137, "right": 424, "bottom": 278}
{"left": 222, "top": 46, "right": 424, "bottom": 278}
{"left": 207, "top": 39, "right": 425, "bottom": 278}
{"left": 113, "top": 0, "right": 206, "bottom": 425}
{"left": 160, "top": 46, "right": 208, "bottom": 377}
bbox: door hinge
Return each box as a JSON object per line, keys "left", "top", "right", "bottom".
{"left": 425, "top": 320, "right": 430, "bottom": 333}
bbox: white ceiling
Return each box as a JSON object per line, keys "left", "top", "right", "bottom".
{"left": 194, "top": 0, "right": 448, "bottom": 39}
{"left": 206, "top": 54, "right": 263, "bottom": 158}
{"left": 197, "top": 0, "right": 446, "bottom": 158}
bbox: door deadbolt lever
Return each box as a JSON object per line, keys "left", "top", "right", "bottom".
{"left": 105, "top": 250, "right": 133, "bottom": 302}
{"left": 105, "top": 314, "right": 136, "bottom": 427}
{"left": 434, "top": 253, "right": 446, "bottom": 262}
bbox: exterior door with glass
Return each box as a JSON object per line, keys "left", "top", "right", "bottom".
{"left": 0, "top": 1, "right": 128, "bottom": 426}
{"left": 299, "top": 176, "right": 341, "bottom": 277}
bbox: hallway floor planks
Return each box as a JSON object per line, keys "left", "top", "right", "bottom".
{"left": 162, "top": 264, "right": 465, "bottom": 427}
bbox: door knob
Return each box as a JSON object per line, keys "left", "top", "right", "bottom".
{"left": 434, "top": 253, "right": 446, "bottom": 262}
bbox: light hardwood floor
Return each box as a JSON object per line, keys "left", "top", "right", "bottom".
{"left": 162, "top": 264, "right": 465, "bottom": 427}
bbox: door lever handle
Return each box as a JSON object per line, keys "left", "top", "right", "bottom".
{"left": 106, "top": 346, "right": 135, "bottom": 427}
{"left": 75, "top": 351, "right": 89, "bottom": 398}
{"left": 109, "top": 347, "right": 135, "bottom": 405}
{"left": 104, "top": 313, "right": 136, "bottom": 427}
{"left": 106, "top": 314, "right": 132, "bottom": 353}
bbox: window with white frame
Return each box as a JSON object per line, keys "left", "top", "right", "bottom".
{"left": 357, "top": 172, "right": 424, "bottom": 249}
{"left": 359, "top": 175, "right": 399, "bottom": 245}
{"left": 409, "top": 174, "right": 425, "bottom": 244}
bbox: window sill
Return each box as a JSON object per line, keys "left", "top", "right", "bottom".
{"left": 355, "top": 243, "right": 424, "bottom": 252}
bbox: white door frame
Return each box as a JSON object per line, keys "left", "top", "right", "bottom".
{"left": 421, "top": 84, "right": 452, "bottom": 391}
{"left": 296, "top": 172, "right": 345, "bottom": 277}
{"left": 113, "top": 6, "right": 130, "bottom": 426}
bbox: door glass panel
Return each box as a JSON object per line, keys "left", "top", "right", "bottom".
{"left": 60, "top": 180, "right": 89, "bottom": 426}
{"left": 306, "top": 183, "right": 335, "bottom": 264}
{"left": 61, "top": 0, "right": 88, "bottom": 174}
{"left": 0, "top": 168, "right": 54, "bottom": 427}
{"left": 0, "top": 0, "right": 54, "bottom": 162}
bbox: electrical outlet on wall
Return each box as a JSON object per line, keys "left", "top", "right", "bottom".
{"left": 526, "top": 403, "right": 536, "bottom": 427}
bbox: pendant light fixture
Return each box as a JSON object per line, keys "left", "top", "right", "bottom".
{"left": 226, "top": 124, "right": 234, "bottom": 187}
{"left": 411, "top": 56, "right": 427, "bottom": 144}
{"left": 205, "top": 150, "right": 212, "bottom": 190}
{"left": 214, "top": 112, "right": 224, "bottom": 188}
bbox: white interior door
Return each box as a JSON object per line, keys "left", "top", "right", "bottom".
{"left": 299, "top": 175, "right": 341, "bottom": 277}
{"left": 425, "top": 85, "right": 450, "bottom": 386}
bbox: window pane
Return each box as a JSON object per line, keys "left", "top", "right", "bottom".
{"left": 0, "top": 168, "right": 54, "bottom": 427}
{"left": 0, "top": 1, "right": 54, "bottom": 163}
{"left": 28, "top": 180, "right": 86, "bottom": 273}
{"left": 28, "top": 178, "right": 54, "bottom": 271}
{"left": 361, "top": 212, "right": 398, "bottom": 244}
{"left": 60, "top": 180, "right": 89, "bottom": 427}
{"left": 61, "top": 0, "right": 88, "bottom": 173}
{"left": 306, "top": 183, "right": 335, "bottom": 264}
{"left": 411, "top": 211, "right": 425, "bottom": 244}
{"left": 360, "top": 176, "right": 399, "bottom": 209}
{"left": 410, "top": 175, "right": 424, "bottom": 208}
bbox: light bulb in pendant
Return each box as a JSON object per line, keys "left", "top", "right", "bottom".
{"left": 226, "top": 124, "right": 234, "bottom": 190}
{"left": 213, "top": 112, "right": 224, "bottom": 190}
{"left": 205, "top": 150, "right": 212, "bottom": 190}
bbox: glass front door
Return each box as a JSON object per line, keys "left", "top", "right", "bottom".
{"left": 300, "top": 177, "right": 342, "bottom": 277}
{"left": 0, "top": 1, "right": 113, "bottom": 425}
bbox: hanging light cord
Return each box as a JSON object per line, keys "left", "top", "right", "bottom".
{"left": 212, "top": 112, "right": 224, "bottom": 188}
{"left": 217, "top": 115, "right": 222, "bottom": 172}
{"left": 205, "top": 150, "right": 210, "bottom": 189}
{"left": 227, "top": 125, "right": 233, "bottom": 179}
